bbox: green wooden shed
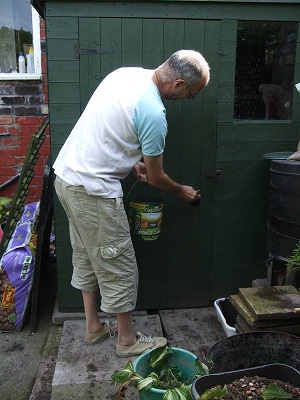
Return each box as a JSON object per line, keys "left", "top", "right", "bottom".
{"left": 32, "top": 0, "right": 300, "bottom": 312}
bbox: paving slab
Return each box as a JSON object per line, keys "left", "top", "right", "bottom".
{"left": 49, "top": 307, "right": 226, "bottom": 399}
{"left": 159, "top": 307, "right": 226, "bottom": 360}
{"left": 239, "top": 285, "right": 300, "bottom": 320}
{"left": 51, "top": 314, "right": 164, "bottom": 399}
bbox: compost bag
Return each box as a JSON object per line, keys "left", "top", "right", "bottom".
{"left": 0, "top": 202, "right": 39, "bottom": 332}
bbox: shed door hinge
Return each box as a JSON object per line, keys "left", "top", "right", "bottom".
{"left": 75, "top": 44, "right": 116, "bottom": 59}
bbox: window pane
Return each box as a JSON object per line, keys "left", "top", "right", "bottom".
{"left": 234, "top": 21, "right": 298, "bottom": 120}
{"left": 0, "top": 0, "right": 33, "bottom": 73}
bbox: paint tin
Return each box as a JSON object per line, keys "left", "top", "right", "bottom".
{"left": 128, "top": 193, "right": 163, "bottom": 241}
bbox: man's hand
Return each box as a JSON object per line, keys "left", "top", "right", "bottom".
{"left": 132, "top": 161, "right": 147, "bottom": 182}
{"left": 177, "top": 186, "right": 201, "bottom": 203}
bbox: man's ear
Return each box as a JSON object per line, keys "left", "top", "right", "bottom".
{"left": 174, "top": 79, "right": 186, "bottom": 88}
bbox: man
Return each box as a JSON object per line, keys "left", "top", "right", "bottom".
{"left": 53, "top": 49, "right": 210, "bottom": 357}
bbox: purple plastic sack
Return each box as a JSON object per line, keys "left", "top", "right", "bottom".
{"left": 0, "top": 202, "right": 39, "bottom": 332}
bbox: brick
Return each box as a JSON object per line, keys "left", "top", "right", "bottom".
{"left": 15, "top": 85, "right": 41, "bottom": 95}
{"left": 7, "top": 146, "right": 28, "bottom": 158}
{"left": 1, "top": 96, "right": 25, "bottom": 105}
{"left": 0, "top": 186, "right": 17, "bottom": 200}
{"left": 0, "top": 127, "right": 7, "bottom": 134}
{"left": 0, "top": 136, "right": 18, "bottom": 148}
{"left": 0, "top": 166, "right": 19, "bottom": 178}
{"left": 41, "top": 39, "right": 47, "bottom": 53}
{"left": 0, "top": 107, "right": 13, "bottom": 116}
{"left": 8, "top": 126, "right": 20, "bottom": 135}
{"left": 1, "top": 154, "right": 17, "bottom": 166}
{"left": 28, "top": 96, "right": 42, "bottom": 105}
{"left": 18, "top": 134, "right": 33, "bottom": 148}
{"left": 15, "top": 106, "right": 41, "bottom": 116}
{"left": 20, "top": 126, "right": 35, "bottom": 137}
{"left": 0, "top": 86, "right": 13, "bottom": 95}
{"left": 15, "top": 116, "right": 43, "bottom": 125}
{"left": 0, "top": 115, "right": 13, "bottom": 125}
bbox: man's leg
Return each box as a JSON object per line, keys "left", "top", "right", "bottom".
{"left": 117, "top": 311, "right": 136, "bottom": 346}
{"left": 82, "top": 290, "right": 103, "bottom": 334}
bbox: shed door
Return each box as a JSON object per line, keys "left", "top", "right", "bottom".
{"left": 79, "top": 18, "right": 220, "bottom": 308}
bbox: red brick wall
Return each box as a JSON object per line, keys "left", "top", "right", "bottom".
{"left": 0, "top": 18, "right": 49, "bottom": 204}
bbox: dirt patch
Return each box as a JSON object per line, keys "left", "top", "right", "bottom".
{"left": 223, "top": 375, "right": 300, "bottom": 399}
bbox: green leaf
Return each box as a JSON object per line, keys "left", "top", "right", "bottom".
{"left": 262, "top": 383, "right": 292, "bottom": 399}
{"left": 199, "top": 385, "right": 228, "bottom": 400}
{"left": 111, "top": 362, "right": 135, "bottom": 385}
{"left": 149, "top": 345, "right": 173, "bottom": 371}
{"left": 195, "top": 359, "right": 210, "bottom": 376}
{"left": 163, "top": 389, "right": 180, "bottom": 400}
{"left": 136, "top": 372, "right": 159, "bottom": 391}
{"left": 173, "top": 385, "right": 193, "bottom": 400}
{"left": 0, "top": 197, "right": 12, "bottom": 207}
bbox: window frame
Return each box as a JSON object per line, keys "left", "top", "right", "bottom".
{"left": 0, "top": 6, "right": 41, "bottom": 81}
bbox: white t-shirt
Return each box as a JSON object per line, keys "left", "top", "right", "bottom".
{"left": 53, "top": 67, "right": 167, "bottom": 198}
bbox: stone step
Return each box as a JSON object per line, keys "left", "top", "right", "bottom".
{"left": 33, "top": 307, "right": 225, "bottom": 400}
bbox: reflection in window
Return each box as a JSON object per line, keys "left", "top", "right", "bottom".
{"left": 234, "top": 21, "right": 297, "bottom": 120}
{"left": 0, "top": 0, "right": 33, "bottom": 74}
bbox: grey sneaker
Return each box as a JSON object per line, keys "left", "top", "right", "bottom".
{"left": 84, "top": 320, "right": 118, "bottom": 345}
{"left": 116, "top": 331, "right": 167, "bottom": 357}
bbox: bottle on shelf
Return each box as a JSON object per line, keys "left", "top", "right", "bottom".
{"left": 18, "top": 51, "right": 26, "bottom": 73}
{"left": 26, "top": 47, "right": 35, "bottom": 74}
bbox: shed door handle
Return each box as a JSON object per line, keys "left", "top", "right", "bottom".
{"left": 205, "top": 169, "right": 224, "bottom": 179}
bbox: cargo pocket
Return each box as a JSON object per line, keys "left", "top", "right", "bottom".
{"left": 100, "top": 236, "right": 132, "bottom": 259}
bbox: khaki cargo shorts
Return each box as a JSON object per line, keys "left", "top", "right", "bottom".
{"left": 54, "top": 176, "right": 138, "bottom": 314}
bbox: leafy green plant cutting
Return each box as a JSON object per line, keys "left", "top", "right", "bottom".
{"left": 0, "top": 197, "right": 12, "bottom": 225}
{"left": 262, "top": 383, "right": 292, "bottom": 399}
{"left": 112, "top": 345, "right": 209, "bottom": 400}
{"left": 198, "top": 384, "right": 228, "bottom": 399}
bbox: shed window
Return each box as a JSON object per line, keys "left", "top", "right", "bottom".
{"left": 0, "top": 0, "right": 41, "bottom": 80}
{"left": 234, "top": 21, "right": 297, "bottom": 120}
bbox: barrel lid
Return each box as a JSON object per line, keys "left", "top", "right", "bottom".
{"left": 262, "top": 152, "right": 293, "bottom": 160}
{"left": 270, "top": 159, "right": 300, "bottom": 174}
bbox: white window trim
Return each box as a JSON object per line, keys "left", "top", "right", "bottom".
{"left": 0, "top": 6, "right": 41, "bottom": 81}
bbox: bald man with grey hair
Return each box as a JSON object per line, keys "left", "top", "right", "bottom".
{"left": 53, "top": 49, "right": 210, "bottom": 358}
{"left": 158, "top": 49, "right": 210, "bottom": 88}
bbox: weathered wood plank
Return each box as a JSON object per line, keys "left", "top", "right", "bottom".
{"left": 48, "top": 60, "right": 79, "bottom": 82}
{"left": 45, "top": 2, "right": 300, "bottom": 23}
{"left": 46, "top": 16, "right": 78, "bottom": 39}
{"left": 48, "top": 83, "right": 80, "bottom": 104}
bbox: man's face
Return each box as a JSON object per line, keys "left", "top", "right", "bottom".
{"left": 163, "top": 75, "right": 208, "bottom": 101}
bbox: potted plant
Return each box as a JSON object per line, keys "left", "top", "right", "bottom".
{"left": 285, "top": 240, "right": 300, "bottom": 285}
{"left": 112, "top": 345, "right": 210, "bottom": 400}
{"left": 191, "top": 363, "right": 300, "bottom": 399}
{"left": 0, "top": 197, "right": 12, "bottom": 227}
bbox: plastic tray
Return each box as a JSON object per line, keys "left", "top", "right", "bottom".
{"left": 191, "top": 363, "right": 300, "bottom": 398}
{"left": 214, "top": 297, "right": 237, "bottom": 337}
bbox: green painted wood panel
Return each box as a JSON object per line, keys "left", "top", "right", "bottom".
{"left": 45, "top": 2, "right": 300, "bottom": 22}
{"left": 45, "top": 1, "right": 300, "bottom": 311}
{"left": 47, "top": 60, "right": 79, "bottom": 82}
{"left": 47, "top": 38, "right": 78, "bottom": 60}
{"left": 217, "top": 123, "right": 300, "bottom": 142}
{"left": 49, "top": 83, "right": 80, "bottom": 104}
{"left": 76, "top": 16, "right": 217, "bottom": 309}
{"left": 49, "top": 104, "right": 80, "bottom": 124}
{"left": 46, "top": 16, "right": 78, "bottom": 38}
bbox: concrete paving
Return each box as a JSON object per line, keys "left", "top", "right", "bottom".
{"left": 0, "top": 259, "right": 227, "bottom": 400}
{"left": 49, "top": 307, "right": 225, "bottom": 400}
